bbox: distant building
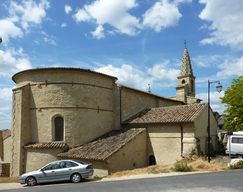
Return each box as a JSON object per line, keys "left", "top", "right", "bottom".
{"left": 0, "top": 47, "right": 218, "bottom": 177}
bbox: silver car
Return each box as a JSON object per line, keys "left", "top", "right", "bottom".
{"left": 19, "top": 160, "right": 94, "bottom": 186}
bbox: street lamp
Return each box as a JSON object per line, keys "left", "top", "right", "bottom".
{"left": 208, "top": 80, "right": 222, "bottom": 163}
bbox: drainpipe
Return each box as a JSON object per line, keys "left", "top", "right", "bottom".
{"left": 120, "top": 86, "right": 123, "bottom": 124}
{"left": 180, "top": 123, "right": 184, "bottom": 158}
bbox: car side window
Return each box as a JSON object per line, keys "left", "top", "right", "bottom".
{"left": 59, "top": 161, "right": 74, "bottom": 168}
{"left": 65, "top": 161, "right": 73, "bottom": 168}
{"left": 71, "top": 162, "right": 79, "bottom": 167}
{"left": 43, "top": 162, "right": 59, "bottom": 170}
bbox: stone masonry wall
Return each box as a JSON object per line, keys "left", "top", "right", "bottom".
{"left": 0, "top": 163, "right": 10, "bottom": 177}
{"left": 121, "top": 87, "right": 182, "bottom": 122}
{"left": 14, "top": 69, "right": 117, "bottom": 147}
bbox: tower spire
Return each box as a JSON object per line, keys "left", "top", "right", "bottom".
{"left": 176, "top": 42, "right": 196, "bottom": 99}
{"left": 180, "top": 45, "right": 193, "bottom": 77}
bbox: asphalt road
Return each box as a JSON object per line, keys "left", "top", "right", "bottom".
{"left": 2, "top": 170, "right": 243, "bottom": 192}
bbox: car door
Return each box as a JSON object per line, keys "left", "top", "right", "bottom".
{"left": 55, "top": 161, "right": 74, "bottom": 181}
{"left": 38, "top": 162, "right": 59, "bottom": 183}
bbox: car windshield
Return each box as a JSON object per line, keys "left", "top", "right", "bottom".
{"left": 72, "top": 160, "right": 87, "bottom": 165}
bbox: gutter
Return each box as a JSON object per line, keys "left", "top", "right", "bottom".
{"left": 180, "top": 123, "right": 184, "bottom": 158}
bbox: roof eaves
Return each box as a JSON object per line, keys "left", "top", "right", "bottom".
{"left": 24, "top": 142, "right": 67, "bottom": 149}
{"left": 12, "top": 67, "right": 118, "bottom": 83}
{"left": 117, "top": 84, "right": 184, "bottom": 104}
{"left": 122, "top": 121, "right": 194, "bottom": 125}
{"left": 103, "top": 128, "right": 146, "bottom": 160}
{"left": 57, "top": 128, "right": 146, "bottom": 161}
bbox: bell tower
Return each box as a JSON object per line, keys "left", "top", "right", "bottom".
{"left": 176, "top": 41, "right": 196, "bottom": 103}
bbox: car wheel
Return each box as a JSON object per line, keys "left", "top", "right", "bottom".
{"left": 26, "top": 176, "right": 37, "bottom": 186}
{"left": 71, "top": 173, "right": 82, "bottom": 183}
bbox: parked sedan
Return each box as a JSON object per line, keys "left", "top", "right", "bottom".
{"left": 19, "top": 160, "right": 94, "bottom": 186}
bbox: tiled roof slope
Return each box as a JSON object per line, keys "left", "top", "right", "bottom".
{"left": 123, "top": 103, "right": 207, "bottom": 125}
{"left": 24, "top": 142, "right": 67, "bottom": 149}
{"left": 57, "top": 128, "right": 146, "bottom": 161}
{"left": 1, "top": 129, "right": 11, "bottom": 139}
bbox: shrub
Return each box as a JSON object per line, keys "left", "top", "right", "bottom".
{"left": 173, "top": 160, "right": 193, "bottom": 172}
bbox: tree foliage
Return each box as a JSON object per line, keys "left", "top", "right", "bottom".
{"left": 220, "top": 76, "right": 243, "bottom": 131}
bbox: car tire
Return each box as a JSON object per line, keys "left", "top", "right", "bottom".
{"left": 71, "top": 173, "right": 82, "bottom": 183}
{"left": 26, "top": 176, "right": 37, "bottom": 186}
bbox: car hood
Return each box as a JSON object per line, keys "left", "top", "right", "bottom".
{"left": 21, "top": 170, "right": 41, "bottom": 177}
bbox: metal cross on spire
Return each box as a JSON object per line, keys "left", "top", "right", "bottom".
{"left": 184, "top": 39, "right": 187, "bottom": 48}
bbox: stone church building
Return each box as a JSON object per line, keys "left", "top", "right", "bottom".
{"left": 0, "top": 48, "right": 218, "bottom": 177}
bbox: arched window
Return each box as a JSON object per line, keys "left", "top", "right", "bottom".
{"left": 191, "top": 80, "right": 194, "bottom": 92}
{"left": 182, "top": 79, "right": 185, "bottom": 84}
{"left": 149, "top": 155, "right": 156, "bottom": 165}
{"left": 55, "top": 116, "right": 64, "bottom": 141}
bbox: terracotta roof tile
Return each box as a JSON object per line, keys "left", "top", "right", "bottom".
{"left": 57, "top": 128, "right": 146, "bottom": 161}
{"left": 122, "top": 103, "right": 207, "bottom": 125}
{"left": 24, "top": 142, "right": 67, "bottom": 149}
{"left": 2, "top": 129, "right": 11, "bottom": 140}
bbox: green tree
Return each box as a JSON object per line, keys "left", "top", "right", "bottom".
{"left": 220, "top": 76, "right": 243, "bottom": 131}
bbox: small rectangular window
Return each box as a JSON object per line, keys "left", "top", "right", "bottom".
{"left": 232, "top": 137, "right": 238, "bottom": 143}
{"left": 239, "top": 138, "right": 243, "bottom": 144}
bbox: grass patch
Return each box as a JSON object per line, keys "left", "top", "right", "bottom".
{"left": 0, "top": 177, "right": 20, "bottom": 183}
{"left": 0, "top": 156, "right": 229, "bottom": 182}
{"left": 148, "top": 166, "right": 169, "bottom": 174}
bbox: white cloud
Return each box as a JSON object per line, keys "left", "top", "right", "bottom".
{"left": 72, "top": 0, "right": 141, "bottom": 36}
{"left": 9, "top": 0, "right": 50, "bottom": 30}
{"left": 95, "top": 60, "right": 181, "bottom": 90}
{"left": 43, "top": 37, "right": 56, "bottom": 45}
{"left": 142, "top": 0, "right": 182, "bottom": 32}
{"left": 73, "top": 9, "right": 91, "bottom": 22}
{"left": 61, "top": 23, "right": 67, "bottom": 27}
{"left": 95, "top": 64, "right": 152, "bottom": 90}
{"left": 0, "top": 88, "right": 13, "bottom": 101}
{"left": 0, "top": 19, "right": 23, "bottom": 43}
{"left": 0, "top": 112, "right": 11, "bottom": 121}
{"left": 196, "top": 91, "right": 225, "bottom": 114}
{"left": 91, "top": 25, "right": 105, "bottom": 39}
{"left": 0, "top": 0, "right": 50, "bottom": 44}
{"left": 199, "top": 0, "right": 243, "bottom": 51}
{"left": 41, "top": 31, "right": 56, "bottom": 45}
{"left": 0, "top": 106, "right": 11, "bottom": 112}
{"left": 147, "top": 62, "right": 180, "bottom": 81}
{"left": 0, "top": 48, "right": 32, "bottom": 77}
{"left": 192, "top": 55, "right": 223, "bottom": 67}
{"left": 71, "top": 0, "right": 192, "bottom": 36}
{"left": 174, "top": 0, "right": 192, "bottom": 3}
{"left": 64, "top": 5, "right": 72, "bottom": 14}
{"left": 217, "top": 56, "right": 243, "bottom": 78}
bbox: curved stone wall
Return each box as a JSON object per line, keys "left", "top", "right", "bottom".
{"left": 13, "top": 68, "right": 117, "bottom": 147}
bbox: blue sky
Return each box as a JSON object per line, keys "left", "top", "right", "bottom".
{"left": 1, "top": 0, "right": 243, "bottom": 130}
